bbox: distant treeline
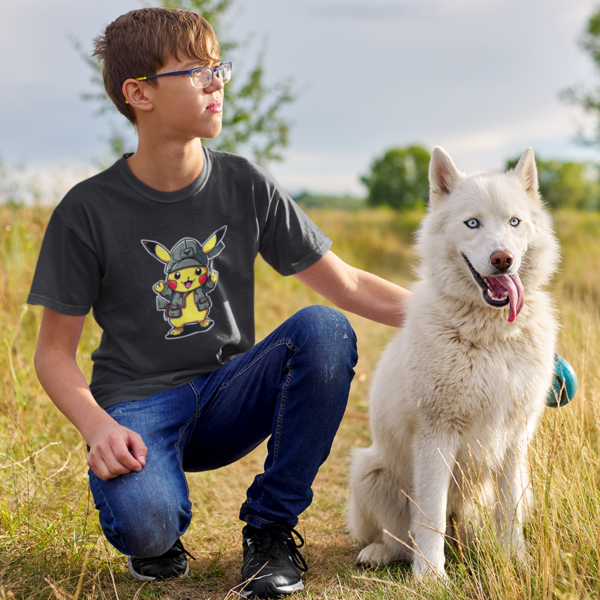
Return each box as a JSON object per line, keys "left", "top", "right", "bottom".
{"left": 293, "top": 192, "right": 366, "bottom": 211}
{"left": 2, "top": 147, "right": 599, "bottom": 211}
{"left": 358, "top": 145, "right": 600, "bottom": 211}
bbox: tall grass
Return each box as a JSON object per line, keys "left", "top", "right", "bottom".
{"left": 1, "top": 203, "right": 599, "bottom": 599}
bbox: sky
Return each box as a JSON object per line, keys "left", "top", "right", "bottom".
{"left": 2, "top": 0, "right": 600, "bottom": 197}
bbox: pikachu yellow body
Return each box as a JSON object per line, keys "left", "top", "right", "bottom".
{"left": 142, "top": 227, "right": 226, "bottom": 339}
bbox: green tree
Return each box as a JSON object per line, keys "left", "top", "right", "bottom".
{"left": 505, "top": 157, "right": 599, "bottom": 210}
{"left": 361, "top": 145, "right": 431, "bottom": 210}
{"left": 560, "top": 7, "right": 600, "bottom": 148}
{"left": 73, "top": 0, "right": 294, "bottom": 166}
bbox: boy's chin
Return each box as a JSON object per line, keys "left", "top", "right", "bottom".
{"left": 200, "top": 127, "right": 222, "bottom": 141}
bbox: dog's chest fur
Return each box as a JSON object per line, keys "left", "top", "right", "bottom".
{"left": 376, "top": 285, "right": 556, "bottom": 446}
{"left": 416, "top": 327, "right": 546, "bottom": 427}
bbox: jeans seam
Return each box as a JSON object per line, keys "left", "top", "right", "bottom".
{"left": 218, "top": 338, "right": 297, "bottom": 391}
{"left": 188, "top": 380, "right": 201, "bottom": 414}
{"left": 175, "top": 407, "right": 201, "bottom": 501}
{"left": 91, "top": 474, "right": 126, "bottom": 553}
{"left": 255, "top": 353, "right": 295, "bottom": 502}
{"left": 273, "top": 361, "right": 293, "bottom": 467}
{"left": 188, "top": 379, "right": 200, "bottom": 397}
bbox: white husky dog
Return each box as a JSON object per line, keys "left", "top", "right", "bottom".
{"left": 348, "top": 147, "right": 559, "bottom": 578}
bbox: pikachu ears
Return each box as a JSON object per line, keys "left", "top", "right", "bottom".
{"left": 141, "top": 226, "right": 227, "bottom": 266}
{"left": 202, "top": 226, "right": 227, "bottom": 259}
{"left": 142, "top": 240, "right": 171, "bottom": 264}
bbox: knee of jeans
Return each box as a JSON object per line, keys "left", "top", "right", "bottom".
{"left": 292, "top": 305, "right": 358, "bottom": 386}
{"left": 99, "top": 486, "right": 191, "bottom": 558}
{"left": 294, "top": 305, "right": 357, "bottom": 356}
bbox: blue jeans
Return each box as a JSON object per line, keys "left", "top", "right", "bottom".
{"left": 88, "top": 306, "right": 358, "bottom": 558}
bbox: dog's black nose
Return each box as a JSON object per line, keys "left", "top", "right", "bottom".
{"left": 490, "top": 250, "right": 513, "bottom": 272}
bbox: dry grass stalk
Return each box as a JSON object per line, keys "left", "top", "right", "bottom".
{"left": 0, "top": 204, "right": 599, "bottom": 598}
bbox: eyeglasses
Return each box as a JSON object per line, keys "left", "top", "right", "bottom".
{"left": 125, "top": 62, "right": 232, "bottom": 104}
{"left": 136, "top": 62, "right": 232, "bottom": 88}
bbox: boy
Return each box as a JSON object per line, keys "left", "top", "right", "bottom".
{"left": 28, "top": 8, "right": 409, "bottom": 598}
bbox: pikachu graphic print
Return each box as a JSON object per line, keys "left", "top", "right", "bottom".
{"left": 142, "top": 226, "right": 227, "bottom": 339}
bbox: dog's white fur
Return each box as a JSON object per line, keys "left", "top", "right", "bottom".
{"left": 348, "top": 147, "right": 559, "bottom": 577}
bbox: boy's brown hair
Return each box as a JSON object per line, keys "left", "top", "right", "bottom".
{"left": 93, "top": 8, "right": 221, "bottom": 124}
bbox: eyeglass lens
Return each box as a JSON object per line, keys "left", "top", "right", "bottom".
{"left": 191, "top": 64, "right": 232, "bottom": 89}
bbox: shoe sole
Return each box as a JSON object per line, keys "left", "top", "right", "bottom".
{"left": 241, "top": 579, "right": 304, "bottom": 598}
{"left": 128, "top": 556, "right": 189, "bottom": 581}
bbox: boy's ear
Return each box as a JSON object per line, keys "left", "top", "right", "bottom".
{"left": 122, "top": 79, "right": 153, "bottom": 113}
{"left": 142, "top": 240, "right": 171, "bottom": 264}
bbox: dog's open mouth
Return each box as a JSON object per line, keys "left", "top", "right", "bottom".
{"left": 462, "top": 254, "right": 524, "bottom": 322}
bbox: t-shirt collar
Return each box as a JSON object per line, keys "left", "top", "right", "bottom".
{"left": 116, "top": 146, "right": 212, "bottom": 203}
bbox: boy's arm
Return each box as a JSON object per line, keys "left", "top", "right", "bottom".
{"left": 293, "top": 251, "right": 410, "bottom": 327}
{"left": 34, "top": 307, "right": 147, "bottom": 481}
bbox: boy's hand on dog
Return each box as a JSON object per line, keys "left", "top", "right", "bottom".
{"left": 87, "top": 422, "right": 147, "bottom": 481}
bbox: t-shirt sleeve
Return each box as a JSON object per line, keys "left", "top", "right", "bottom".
{"left": 257, "top": 173, "right": 332, "bottom": 276}
{"left": 27, "top": 210, "right": 101, "bottom": 316}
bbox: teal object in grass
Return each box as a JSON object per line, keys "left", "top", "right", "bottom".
{"left": 546, "top": 354, "right": 578, "bottom": 408}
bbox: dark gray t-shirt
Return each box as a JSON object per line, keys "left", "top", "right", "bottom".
{"left": 28, "top": 148, "right": 332, "bottom": 409}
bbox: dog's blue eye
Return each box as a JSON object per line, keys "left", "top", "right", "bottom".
{"left": 510, "top": 218, "right": 520, "bottom": 227}
{"left": 465, "top": 219, "right": 479, "bottom": 229}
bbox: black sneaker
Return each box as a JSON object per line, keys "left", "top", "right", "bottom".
{"left": 240, "top": 524, "right": 308, "bottom": 598}
{"left": 128, "top": 539, "right": 194, "bottom": 581}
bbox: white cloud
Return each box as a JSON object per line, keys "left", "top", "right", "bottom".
{"left": 310, "top": 1, "right": 442, "bottom": 21}
{"left": 2, "top": 0, "right": 600, "bottom": 196}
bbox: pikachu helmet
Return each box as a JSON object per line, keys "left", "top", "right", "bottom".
{"left": 142, "top": 226, "right": 227, "bottom": 274}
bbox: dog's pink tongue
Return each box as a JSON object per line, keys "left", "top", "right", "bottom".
{"left": 486, "top": 274, "right": 525, "bottom": 322}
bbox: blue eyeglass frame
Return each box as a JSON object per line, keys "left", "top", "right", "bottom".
{"left": 136, "top": 62, "right": 232, "bottom": 86}
{"left": 124, "top": 62, "right": 232, "bottom": 104}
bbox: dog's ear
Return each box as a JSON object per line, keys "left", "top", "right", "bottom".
{"left": 429, "top": 147, "right": 462, "bottom": 207}
{"left": 512, "top": 147, "right": 540, "bottom": 201}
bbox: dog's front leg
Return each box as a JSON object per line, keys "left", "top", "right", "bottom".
{"left": 496, "top": 433, "right": 529, "bottom": 561}
{"left": 410, "top": 433, "right": 458, "bottom": 579}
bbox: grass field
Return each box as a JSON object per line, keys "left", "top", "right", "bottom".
{"left": 1, "top": 204, "right": 599, "bottom": 599}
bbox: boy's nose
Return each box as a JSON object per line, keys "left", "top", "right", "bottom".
{"left": 206, "top": 74, "right": 224, "bottom": 92}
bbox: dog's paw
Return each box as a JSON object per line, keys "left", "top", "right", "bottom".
{"left": 413, "top": 558, "right": 448, "bottom": 581}
{"left": 357, "top": 543, "right": 394, "bottom": 566}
